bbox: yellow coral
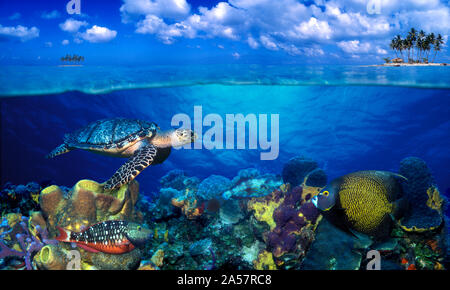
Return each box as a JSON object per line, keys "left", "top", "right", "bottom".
{"left": 5, "top": 213, "right": 22, "bottom": 228}
{"left": 31, "top": 192, "right": 40, "bottom": 204}
{"left": 248, "top": 194, "right": 284, "bottom": 230}
{"left": 253, "top": 250, "right": 277, "bottom": 270}
{"left": 426, "top": 186, "right": 443, "bottom": 211}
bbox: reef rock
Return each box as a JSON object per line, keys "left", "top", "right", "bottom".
{"left": 399, "top": 157, "right": 444, "bottom": 232}
{"left": 282, "top": 156, "right": 327, "bottom": 187}
{"left": 301, "top": 218, "right": 372, "bottom": 270}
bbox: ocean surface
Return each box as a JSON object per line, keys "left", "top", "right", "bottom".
{"left": 1, "top": 65, "right": 449, "bottom": 202}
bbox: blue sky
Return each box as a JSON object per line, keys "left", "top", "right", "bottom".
{"left": 0, "top": 0, "right": 449, "bottom": 65}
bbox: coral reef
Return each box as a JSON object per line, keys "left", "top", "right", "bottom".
{"left": 223, "top": 168, "right": 282, "bottom": 200}
{"left": 399, "top": 157, "right": 444, "bottom": 232}
{"left": 0, "top": 179, "right": 147, "bottom": 270}
{"left": 247, "top": 185, "right": 321, "bottom": 269}
{"left": 253, "top": 250, "right": 277, "bottom": 270}
{"left": 0, "top": 182, "right": 41, "bottom": 215}
{"left": 0, "top": 213, "right": 57, "bottom": 270}
{"left": 171, "top": 189, "right": 205, "bottom": 220}
{"left": 197, "top": 175, "right": 231, "bottom": 201}
{"left": 0, "top": 154, "right": 448, "bottom": 271}
{"left": 40, "top": 179, "right": 142, "bottom": 234}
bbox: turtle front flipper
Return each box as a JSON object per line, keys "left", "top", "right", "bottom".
{"left": 104, "top": 144, "right": 158, "bottom": 190}
{"left": 46, "top": 143, "right": 72, "bottom": 159}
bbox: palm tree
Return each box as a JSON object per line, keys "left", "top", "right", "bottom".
{"left": 416, "top": 30, "right": 426, "bottom": 62}
{"left": 432, "top": 34, "right": 444, "bottom": 63}
{"left": 408, "top": 28, "right": 417, "bottom": 62}
{"left": 396, "top": 35, "right": 405, "bottom": 60}
{"left": 423, "top": 33, "right": 434, "bottom": 62}
{"left": 390, "top": 38, "right": 398, "bottom": 58}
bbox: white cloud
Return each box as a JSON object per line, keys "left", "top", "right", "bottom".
{"left": 59, "top": 19, "right": 88, "bottom": 33}
{"left": 62, "top": 39, "right": 70, "bottom": 45}
{"left": 121, "top": 0, "right": 450, "bottom": 58}
{"left": 79, "top": 25, "right": 117, "bottom": 43}
{"left": 0, "top": 24, "right": 39, "bottom": 41}
{"left": 9, "top": 13, "right": 21, "bottom": 20}
{"left": 337, "top": 40, "right": 388, "bottom": 55}
{"left": 337, "top": 40, "right": 371, "bottom": 53}
{"left": 232, "top": 52, "right": 240, "bottom": 59}
{"left": 120, "top": 0, "right": 190, "bottom": 22}
{"left": 259, "top": 35, "right": 278, "bottom": 50}
{"left": 247, "top": 36, "right": 259, "bottom": 49}
{"left": 292, "top": 17, "right": 333, "bottom": 40}
{"left": 41, "top": 10, "right": 61, "bottom": 19}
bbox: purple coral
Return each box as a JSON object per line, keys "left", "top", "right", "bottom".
{"left": 0, "top": 216, "right": 56, "bottom": 270}
{"left": 266, "top": 186, "right": 320, "bottom": 261}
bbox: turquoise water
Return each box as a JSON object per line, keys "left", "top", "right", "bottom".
{"left": 0, "top": 65, "right": 449, "bottom": 201}
{"left": 1, "top": 65, "right": 450, "bottom": 97}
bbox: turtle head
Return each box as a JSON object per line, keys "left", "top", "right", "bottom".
{"left": 170, "top": 128, "right": 198, "bottom": 147}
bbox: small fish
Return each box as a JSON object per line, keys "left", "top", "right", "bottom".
{"left": 55, "top": 220, "right": 151, "bottom": 254}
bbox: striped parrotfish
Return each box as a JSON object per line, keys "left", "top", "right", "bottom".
{"left": 312, "top": 170, "right": 408, "bottom": 240}
{"left": 55, "top": 220, "right": 151, "bottom": 254}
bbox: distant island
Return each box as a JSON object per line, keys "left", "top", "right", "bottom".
{"left": 376, "top": 28, "right": 447, "bottom": 67}
{"left": 59, "top": 54, "right": 85, "bottom": 67}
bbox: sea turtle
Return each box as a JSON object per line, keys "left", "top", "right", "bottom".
{"left": 46, "top": 118, "right": 197, "bottom": 190}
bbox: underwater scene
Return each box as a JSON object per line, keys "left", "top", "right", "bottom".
{"left": 1, "top": 0, "right": 450, "bottom": 275}
{"left": 0, "top": 64, "right": 449, "bottom": 270}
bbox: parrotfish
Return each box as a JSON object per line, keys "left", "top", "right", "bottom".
{"left": 55, "top": 220, "right": 152, "bottom": 254}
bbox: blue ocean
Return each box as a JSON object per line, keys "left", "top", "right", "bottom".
{"left": 0, "top": 64, "right": 449, "bottom": 270}
{"left": 1, "top": 65, "right": 449, "bottom": 195}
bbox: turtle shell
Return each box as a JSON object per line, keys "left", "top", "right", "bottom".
{"left": 65, "top": 118, "right": 158, "bottom": 150}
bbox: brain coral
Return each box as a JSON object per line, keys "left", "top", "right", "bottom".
{"left": 197, "top": 175, "right": 232, "bottom": 201}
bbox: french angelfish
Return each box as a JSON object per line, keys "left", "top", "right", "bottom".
{"left": 312, "top": 170, "right": 409, "bottom": 240}
{"left": 55, "top": 220, "right": 152, "bottom": 254}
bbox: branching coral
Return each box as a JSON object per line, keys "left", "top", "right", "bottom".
{"left": 0, "top": 214, "right": 57, "bottom": 270}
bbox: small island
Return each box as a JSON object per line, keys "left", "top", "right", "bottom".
{"left": 58, "top": 54, "right": 85, "bottom": 67}
{"left": 376, "top": 28, "right": 447, "bottom": 67}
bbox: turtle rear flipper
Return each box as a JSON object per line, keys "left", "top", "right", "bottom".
{"left": 104, "top": 144, "right": 158, "bottom": 190}
{"left": 46, "top": 143, "right": 72, "bottom": 159}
